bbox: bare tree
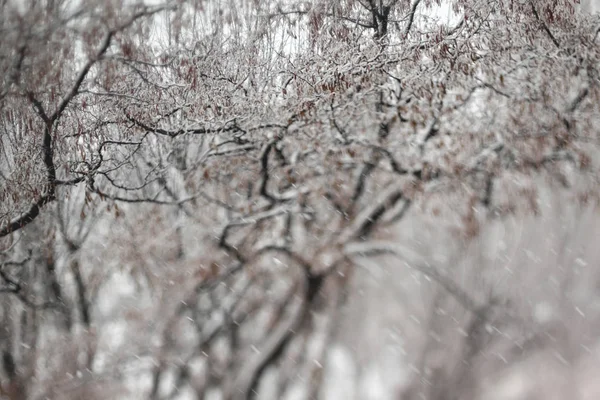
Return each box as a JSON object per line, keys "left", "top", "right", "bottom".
{"left": 1, "top": 0, "right": 599, "bottom": 399}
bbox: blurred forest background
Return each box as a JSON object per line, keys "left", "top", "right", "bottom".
{"left": 1, "top": 0, "right": 600, "bottom": 399}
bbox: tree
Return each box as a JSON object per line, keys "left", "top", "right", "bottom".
{"left": 1, "top": 0, "right": 599, "bottom": 399}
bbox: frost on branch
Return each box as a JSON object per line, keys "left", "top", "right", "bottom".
{"left": 0, "top": 0, "right": 599, "bottom": 399}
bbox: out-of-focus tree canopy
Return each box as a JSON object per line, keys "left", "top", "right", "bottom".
{"left": 1, "top": 0, "right": 599, "bottom": 399}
